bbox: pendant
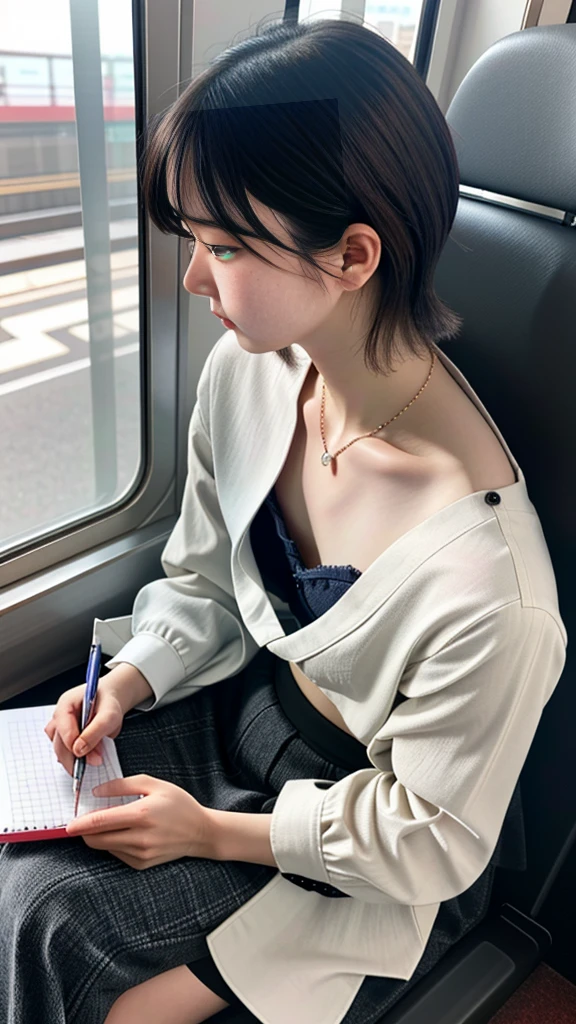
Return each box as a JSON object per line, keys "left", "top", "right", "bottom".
{"left": 321, "top": 452, "right": 333, "bottom": 466}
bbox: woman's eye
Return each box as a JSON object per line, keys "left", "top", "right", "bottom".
{"left": 186, "top": 239, "right": 237, "bottom": 261}
{"left": 210, "top": 246, "right": 238, "bottom": 261}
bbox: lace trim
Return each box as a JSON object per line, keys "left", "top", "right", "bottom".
{"left": 266, "top": 492, "right": 363, "bottom": 577}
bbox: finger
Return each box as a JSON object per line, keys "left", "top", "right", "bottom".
{"left": 92, "top": 775, "right": 151, "bottom": 799}
{"left": 87, "top": 753, "right": 103, "bottom": 767}
{"left": 86, "top": 743, "right": 103, "bottom": 767}
{"left": 66, "top": 803, "right": 144, "bottom": 836}
{"left": 81, "top": 839, "right": 147, "bottom": 870}
{"left": 72, "top": 710, "right": 119, "bottom": 758}
{"left": 81, "top": 830, "right": 140, "bottom": 853}
{"left": 53, "top": 730, "right": 75, "bottom": 776}
{"left": 115, "top": 854, "right": 147, "bottom": 870}
{"left": 55, "top": 704, "right": 83, "bottom": 754}
{"left": 51, "top": 731, "right": 102, "bottom": 774}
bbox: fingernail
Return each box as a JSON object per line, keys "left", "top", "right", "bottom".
{"left": 75, "top": 742, "right": 88, "bottom": 756}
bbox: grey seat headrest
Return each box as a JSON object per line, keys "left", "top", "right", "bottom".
{"left": 445, "top": 24, "right": 576, "bottom": 212}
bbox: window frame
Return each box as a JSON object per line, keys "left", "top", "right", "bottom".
{"left": 0, "top": 0, "right": 183, "bottom": 588}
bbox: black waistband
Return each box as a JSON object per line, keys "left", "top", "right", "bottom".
{"left": 273, "top": 657, "right": 371, "bottom": 773}
{"left": 272, "top": 656, "right": 369, "bottom": 898}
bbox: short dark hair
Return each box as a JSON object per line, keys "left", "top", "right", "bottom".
{"left": 141, "top": 16, "right": 463, "bottom": 375}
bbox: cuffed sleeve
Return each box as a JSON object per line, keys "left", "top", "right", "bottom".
{"left": 105, "top": 633, "right": 187, "bottom": 710}
{"left": 97, "top": 337, "right": 259, "bottom": 711}
{"left": 270, "top": 603, "right": 566, "bottom": 905}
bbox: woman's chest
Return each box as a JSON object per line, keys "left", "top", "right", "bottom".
{"left": 274, "top": 423, "right": 469, "bottom": 576}
{"left": 273, "top": 372, "right": 516, "bottom": 574}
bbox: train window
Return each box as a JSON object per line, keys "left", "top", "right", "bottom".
{"left": 300, "top": 3, "right": 425, "bottom": 61}
{"left": 363, "top": 2, "right": 425, "bottom": 60}
{"left": 0, "top": 0, "right": 141, "bottom": 558}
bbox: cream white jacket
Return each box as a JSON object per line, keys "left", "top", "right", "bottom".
{"left": 93, "top": 331, "right": 567, "bottom": 1024}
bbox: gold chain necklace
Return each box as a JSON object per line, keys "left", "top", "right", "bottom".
{"left": 319, "top": 350, "right": 436, "bottom": 466}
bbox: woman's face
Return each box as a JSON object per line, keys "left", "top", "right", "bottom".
{"left": 180, "top": 191, "right": 381, "bottom": 359}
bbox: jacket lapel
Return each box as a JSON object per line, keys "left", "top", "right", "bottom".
{"left": 220, "top": 347, "right": 312, "bottom": 648}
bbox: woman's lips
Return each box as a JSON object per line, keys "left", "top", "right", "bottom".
{"left": 212, "top": 311, "right": 236, "bottom": 329}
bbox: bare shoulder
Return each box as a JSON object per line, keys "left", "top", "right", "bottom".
{"left": 423, "top": 445, "right": 515, "bottom": 514}
{"left": 404, "top": 361, "right": 517, "bottom": 496}
{"left": 431, "top": 412, "right": 516, "bottom": 496}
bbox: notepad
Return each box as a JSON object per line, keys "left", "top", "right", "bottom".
{"left": 0, "top": 704, "right": 141, "bottom": 842}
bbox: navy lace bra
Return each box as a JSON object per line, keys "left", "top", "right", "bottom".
{"left": 249, "top": 486, "right": 362, "bottom": 626}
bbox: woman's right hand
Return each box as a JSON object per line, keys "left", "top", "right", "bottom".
{"left": 44, "top": 672, "right": 127, "bottom": 777}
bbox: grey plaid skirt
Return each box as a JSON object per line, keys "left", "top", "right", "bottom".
{"left": 0, "top": 646, "right": 519, "bottom": 1024}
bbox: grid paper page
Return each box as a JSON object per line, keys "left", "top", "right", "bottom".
{"left": 0, "top": 705, "right": 141, "bottom": 833}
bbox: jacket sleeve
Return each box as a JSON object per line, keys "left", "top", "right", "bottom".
{"left": 95, "top": 339, "right": 260, "bottom": 711}
{"left": 269, "top": 601, "right": 567, "bottom": 905}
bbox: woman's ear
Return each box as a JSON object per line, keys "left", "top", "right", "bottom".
{"left": 339, "top": 226, "right": 381, "bottom": 290}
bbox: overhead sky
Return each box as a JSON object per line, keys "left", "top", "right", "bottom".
{"left": 0, "top": 0, "right": 134, "bottom": 58}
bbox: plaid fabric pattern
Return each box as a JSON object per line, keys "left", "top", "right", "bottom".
{"left": 0, "top": 647, "right": 495, "bottom": 1024}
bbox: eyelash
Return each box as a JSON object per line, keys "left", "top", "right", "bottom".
{"left": 186, "top": 239, "right": 238, "bottom": 261}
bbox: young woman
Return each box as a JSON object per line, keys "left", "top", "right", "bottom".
{"left": 0, "top": 16, "right": 566, "bottom": 1024}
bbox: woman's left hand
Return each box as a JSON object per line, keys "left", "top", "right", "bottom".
{"left": 65, "top": 774, "right": 216, "bottom": 870}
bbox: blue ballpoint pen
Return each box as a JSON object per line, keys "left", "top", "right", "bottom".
{"left": 72, "top": 642, "right": 102, "bottom": 819}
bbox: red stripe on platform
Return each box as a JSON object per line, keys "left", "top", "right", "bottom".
{"left": 0, "top": 106, "right": 134, "bottom": 122}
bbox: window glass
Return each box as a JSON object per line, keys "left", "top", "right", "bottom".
{"left": 0, "top": 0, "right": 141, "bottom": 555}
{"left": 364, "top": 2, "right": 425, "bottom": 61}
{"left": 300, "top": 2, "right": 425, "bottom": 62}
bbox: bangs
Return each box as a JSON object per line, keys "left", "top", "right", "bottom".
{"left": 140, "top": 103, "right": 301, "bottom": 265}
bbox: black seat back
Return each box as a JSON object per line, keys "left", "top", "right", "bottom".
{"left": 434, "top": 22, "right": 575, "bottom": 918}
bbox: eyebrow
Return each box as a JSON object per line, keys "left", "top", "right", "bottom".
{"left": 184, "top": 218, "right": 255, "bottom": 241}
{"left": 181, "top": 216, "right": 253, "bottom": 238}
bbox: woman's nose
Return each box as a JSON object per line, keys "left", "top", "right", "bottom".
{"left": 182, "top": 247, "right": 212, "bottom": 297}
